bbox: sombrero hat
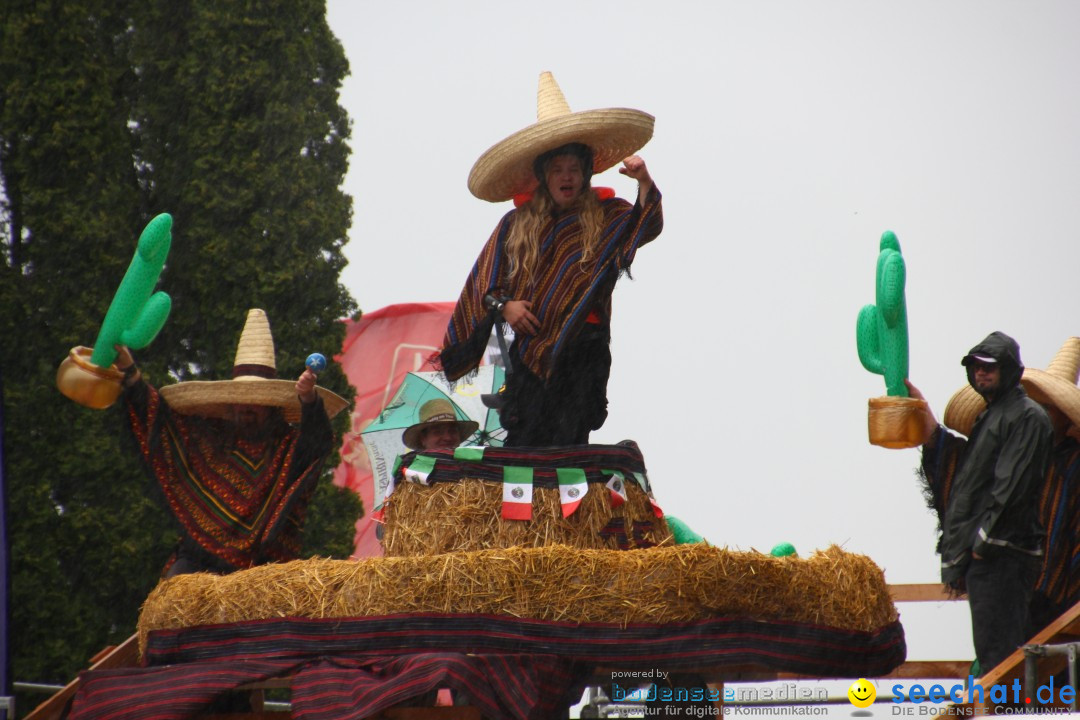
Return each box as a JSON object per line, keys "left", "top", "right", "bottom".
{"left": 159, "top": 309, "right": 348, "bottom": 423}
{"left": 944, "top": 337, "right": 1080, "bottom": 437}
{"left": 467, "top": 71, "right": 655, "bottom": 203}
{"left": 401, "top": 398, "right": 479, "bottom": 451}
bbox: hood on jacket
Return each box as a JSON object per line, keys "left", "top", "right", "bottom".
{"left": 961, "top": 331, "right": 1025, "bottom": 399}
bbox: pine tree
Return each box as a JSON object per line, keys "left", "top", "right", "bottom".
{"left": 0, "top": 0, "right": 362, "bottom": 690}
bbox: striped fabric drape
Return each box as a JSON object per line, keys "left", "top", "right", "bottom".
{"left": 69, "top": 613, "right": 905, "bottom": 720}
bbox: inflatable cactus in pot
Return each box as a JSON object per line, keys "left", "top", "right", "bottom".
{"left": 856, "top": 231, "right": 927, "bottom": 448}
{"left": 856, "top": 231, "right": 909, "bottom": 397}
{"left": 57, "top": 213, "right": 173, "bottom": 408}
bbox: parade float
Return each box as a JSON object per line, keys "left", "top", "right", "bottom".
{"left": 44, "top": 76, "right": 908, "bottom": 720}
{"left": 58, "top": 440, "right": 905, "bottom": 719}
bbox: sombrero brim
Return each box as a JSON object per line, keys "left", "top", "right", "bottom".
{"left": 160, "top": 379, "right": 349, "bottom": 423}
{"left": 468, "top": 108, "right": 655, "bottom": 203}
{"left": 402, "top": 420, "right": 480, "bottom": 451}
{"left": 943, "top": 368, "right": 1080, "bottom": 437}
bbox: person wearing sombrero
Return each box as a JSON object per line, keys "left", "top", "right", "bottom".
{"left": 116, "top": 308, "right": 348, "bottom": 577}
{"left": 905, "top": 331, "right": 1055, "bottom": 675}
{"left": 911, "top": 336, "right": 1080, "bottom": 646}
{"left": 401, "top": 398, "right": 479, "bottom": 452}
{"left": 439, "top": 72, "right": 663, "bottom": 447}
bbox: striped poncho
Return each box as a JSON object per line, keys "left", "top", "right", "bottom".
{"left": 440, "top": 186, "right": 663, "bottom": 382}
{"left": 124, "top": 380, "right": 334, "bottom": 573}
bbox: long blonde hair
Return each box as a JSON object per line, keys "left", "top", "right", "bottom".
{"left": 505, "top": 148, "right": 605, "bottom": 286}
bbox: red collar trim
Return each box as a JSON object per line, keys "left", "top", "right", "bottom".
{"left": 512, "top": 187, "right": 615, "bottom": 208}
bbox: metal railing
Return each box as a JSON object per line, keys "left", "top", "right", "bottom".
{"left": 1023, "top": 641, "right": 1079, "bottom": 712}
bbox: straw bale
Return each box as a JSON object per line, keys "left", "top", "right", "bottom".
{"left": 137, "top": 544, "right": 898, "bottom": 656}
{"left": 381, "top": 478, "right": 670, "bottom": 556}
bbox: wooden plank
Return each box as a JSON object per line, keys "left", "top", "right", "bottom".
{"left": 887, "top": 583, "right": 955, "bottom": 602}
{"left": 26, "top": 634, "right": 140, "bottom": 720}
{"left": 86, "top": 645, "right": 117, "bottom": 665}
{"left": 769, "top": 661, "right": 971, "bottom": 682}
{"left": 878, "top": 661, "right": 971, "bottom": 679}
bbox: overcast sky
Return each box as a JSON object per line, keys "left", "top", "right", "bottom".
{"left": 325, "top": 0, "right": 1080, "bottom": 669}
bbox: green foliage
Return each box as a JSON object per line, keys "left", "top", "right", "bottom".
{"left": 302, "top": 481, "right": 364, "bottom": 561}
{"left": 1, "top": 0, "right": 360, "bottom": 695}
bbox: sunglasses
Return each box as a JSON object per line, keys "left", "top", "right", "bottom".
{"left": 970, "top": 361, "right": 998, "bottom": 373}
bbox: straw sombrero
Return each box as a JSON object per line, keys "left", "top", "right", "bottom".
{"left": 467, "top": 71, "right": 655, "bottom": 203}
{"left": 401, "top": 398, "right": 479, "bottom": 451}
{"left": 159, "top": 309, "right": 348, "bottom": 423}
{"left": 943, "top": 337, "right": 1080, "bottom": 437}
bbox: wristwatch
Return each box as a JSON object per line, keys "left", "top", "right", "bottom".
{"left": 483, "top": 292, "right": 508, "bottom": 314}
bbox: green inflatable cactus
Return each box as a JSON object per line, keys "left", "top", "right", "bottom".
{"left": 88, "top": 213, "right": 173, "bottom": 368}
{"left": 664, "top": 515, "right": 705, "bottom": 545}
{"left": 856, "top": 231, "right": 909, "bottom": 397}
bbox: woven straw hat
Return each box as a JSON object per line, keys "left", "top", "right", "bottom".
{"left": 159, "top": 309, "right": 348, "bottom": 422}
{"left": 401, "top": 398, "right": 479, "bottom": 451}
{"left": 944, "top": 337, "right": 1080, "bottom": 437}
{"left": 467, "top": 72, "right": 655, "bottom": 202}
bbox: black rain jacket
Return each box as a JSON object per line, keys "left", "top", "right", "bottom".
{"left": 939, "top": 331, "right": 1053, "bottom": 588}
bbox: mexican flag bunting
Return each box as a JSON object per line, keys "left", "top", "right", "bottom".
{"left": 602, "top": 470, "right": 627, "bottom": 508}
{"left": 403, "top": 453, "right": 437, "bottom": 486}
{"left": 502, "top": 466, "right": 533, "bottom": 520}
{"left": 631, "top": 470, "right": 663, "bottom": 517}
{"left": 557, "top": 467, "right": 589, "bottom": 518}
{"left": 631, "top": 471, "right": 651, "bottom": 494}
{"left": 454, "top": 446, "right": 485, "bottom": 462}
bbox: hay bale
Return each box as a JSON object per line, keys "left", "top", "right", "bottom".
{"left": 137, "top": 544, "right": 898, "bottom": 655}
{"left": 382, "top": 478, "right": 671, "bottom": 556}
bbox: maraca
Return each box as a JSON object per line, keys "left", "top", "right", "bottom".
{"left": 305, "top": 353, "right": 327, "bottom": 374}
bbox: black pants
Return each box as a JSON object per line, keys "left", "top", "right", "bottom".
{"left": 501, "top": 324, "right": 611, "bottom": 447}
{"left": 965, "top": 551, "right": 1039, "bottom": 674}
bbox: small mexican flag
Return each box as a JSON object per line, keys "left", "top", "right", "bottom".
{"left": 557, "top": 467, "right": 589, "bottom": 518}
{"left": 502, "top": 466, "right": 533, "bottom": 520}
{"left": 603, "top": 470, "right": 627, "bottom": 508}
{"left": 403, "top": 454, "right": 436, "bottom": 485}
{"left": 454, "top": 446, "right": 485, "bottom": 462}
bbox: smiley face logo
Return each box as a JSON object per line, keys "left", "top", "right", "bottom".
{"left": 847, "top": 678, "right": 876, "bottom": 708}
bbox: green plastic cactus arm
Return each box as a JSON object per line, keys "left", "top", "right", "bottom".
{"left": 856, "top": 230, "right": 909, "bottom": 397}
{"left": 856, "top": 305, "right": 883, "bottom": 374}
{"left": 89, "top": 213, "right": 173, "bottom": 368}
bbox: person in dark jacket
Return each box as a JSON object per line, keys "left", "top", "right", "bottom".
{"left": 919, "top": 337, "right": 1080, "bottom": 638}
{"left": 907, "top": 331, "right": 1053, "bottom": 674}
